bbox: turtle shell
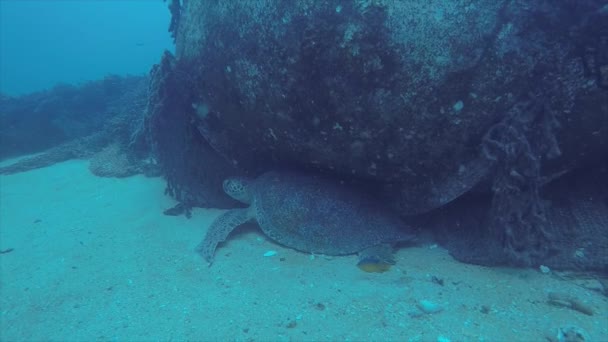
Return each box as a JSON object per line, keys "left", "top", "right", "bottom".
{"left": 251, "top": 171, "right": 413, "bottom": 255}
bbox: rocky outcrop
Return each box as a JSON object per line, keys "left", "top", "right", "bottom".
{"left": 167, "top": 0, "right": 608, "bottom": 215}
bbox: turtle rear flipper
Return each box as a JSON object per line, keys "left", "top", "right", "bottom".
{"left": 357, "top": 244, "right": 396, "bottom": 273}
{"left": 196, "top": 208, "right": 252, "bottom": 266}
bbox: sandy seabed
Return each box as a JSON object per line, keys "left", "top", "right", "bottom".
{"left": 1, "top": 160, "right": 606, "bottom": 341}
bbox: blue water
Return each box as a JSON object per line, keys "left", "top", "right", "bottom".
{"left": 0, "top": 1, "right": 173, "bottom": 96}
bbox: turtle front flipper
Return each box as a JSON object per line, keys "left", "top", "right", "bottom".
{"left": 356, "top": 244, "right": 396, "bottom": 273}
{"left": 196, "top": 208, "right": 252, "bottom": 266}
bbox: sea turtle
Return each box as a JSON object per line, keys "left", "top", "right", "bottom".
{"left": 197, "top": 171, "right": 415, "bottom": 269}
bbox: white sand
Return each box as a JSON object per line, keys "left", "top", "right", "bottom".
{"left": 1, "top": 160, "right": 606, "bottom": 341}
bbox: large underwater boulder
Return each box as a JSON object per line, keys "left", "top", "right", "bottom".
{"left": 168, "top": 0, "right": 608, "bottom": 215}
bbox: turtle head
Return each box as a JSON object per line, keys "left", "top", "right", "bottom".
{"left": 223, "top": 177, "right": 253, "bottom": 203}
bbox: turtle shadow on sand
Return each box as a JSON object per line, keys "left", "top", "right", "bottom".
{"left": 197, "top": 171, "right": 417, "bottom": 271}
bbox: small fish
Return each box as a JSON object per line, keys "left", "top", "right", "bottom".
{"left": 0, "top": 248, "right": 14, "bottom": 255}
{"left": 357, "top": 256, "right": 393, "bottom": 273}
